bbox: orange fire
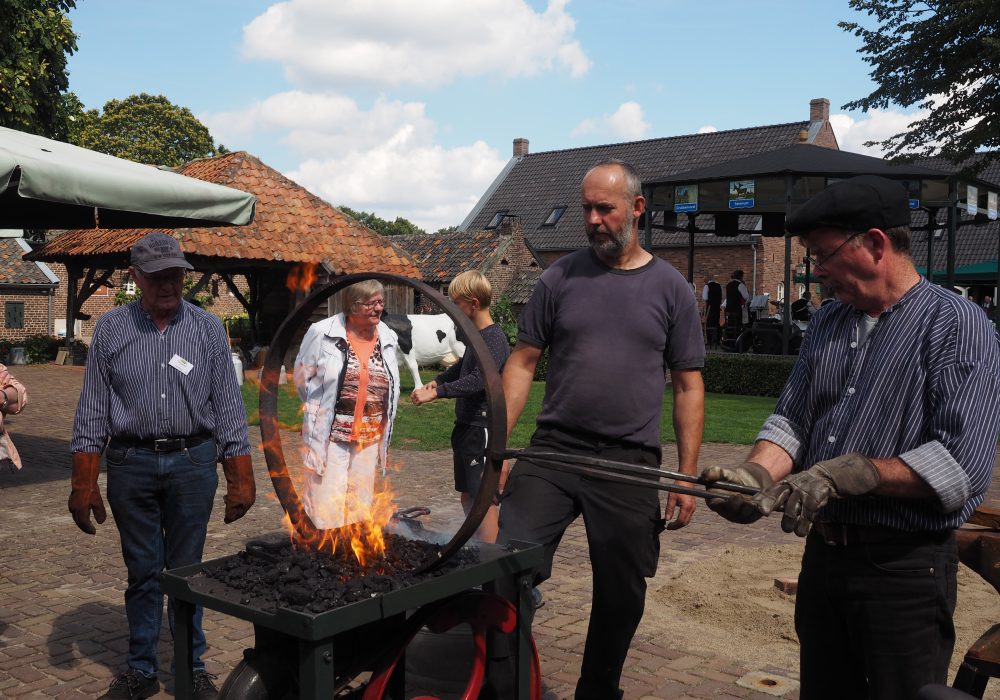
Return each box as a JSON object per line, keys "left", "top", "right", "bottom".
{"left": 286, "top": 480, "right": 398, "bottom": 568}
{"left": 285, "top": 263, "right": 318, "bottom": 295}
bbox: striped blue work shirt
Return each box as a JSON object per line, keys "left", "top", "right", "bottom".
{"left": 72, "top": 300, "right": 251, "bottom": 458}
{"left": 758, "top": 278, "right": 1000, "bottom": 531}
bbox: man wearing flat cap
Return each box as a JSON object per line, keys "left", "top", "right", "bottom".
{"left": 703, "top": 176, "right": 1000, "bottom": 699}
{"left": 69, "top": 232, "right": 255, "bottom": 700}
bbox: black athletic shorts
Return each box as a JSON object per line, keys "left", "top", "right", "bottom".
{"left": 451, "top": 422, "right": 488, "bottom": 495}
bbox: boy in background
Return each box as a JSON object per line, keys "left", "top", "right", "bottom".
{"left": 411, "top": 270, "right": 510, "bottom": 541}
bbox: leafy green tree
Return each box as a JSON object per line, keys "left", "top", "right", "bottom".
{"left": 840, "top": 0, "right": 1000, "bottom": 169}
{"left": 339, "top": 205, "right": 427, "bottom": 236}
{"left": 72, "top": 93, "right": 221, "bottom": 167}
{"left": 0, "top": 0, "right": 78, "bottom": 139}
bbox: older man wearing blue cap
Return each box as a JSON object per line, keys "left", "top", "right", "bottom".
{"left": 702, "top": 176, "right": 1000, "bottom": 699}
{"left": 68, "top": 232, "right": 255, "bottom": 699}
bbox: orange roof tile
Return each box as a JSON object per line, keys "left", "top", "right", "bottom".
{"left": 28, "top": 152, "right": 421, "bottom": 277}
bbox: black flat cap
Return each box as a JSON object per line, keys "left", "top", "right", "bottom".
{"left": 785, "top": 175, "right": 911, "bottom": 235}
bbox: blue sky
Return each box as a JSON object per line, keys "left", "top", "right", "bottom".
{"left": 65, "top": 0, "right": 920, "bottom": 231}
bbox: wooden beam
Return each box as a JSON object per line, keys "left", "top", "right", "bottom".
{"left": 184, "top": 271, "right": 214, "bottom": 301}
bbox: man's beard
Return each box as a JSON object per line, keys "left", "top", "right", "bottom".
{"left": 587, "top": 209, "right": 634, "bottom": 258}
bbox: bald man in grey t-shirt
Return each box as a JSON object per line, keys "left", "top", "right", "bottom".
{"left": 495, "top": 160, "right": 705, "bottom": 700}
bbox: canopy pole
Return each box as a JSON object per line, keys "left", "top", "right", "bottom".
{"left": 946, "top": 178, "right": 957, "bottom": 291}
{"left": 65, "top": 264, "right": 79, "bottom": 346}
{"left": 926, "top": 208, "right": 937, "bottom": 285}
{"left": 782, "top": 175, "right": 794, "bottom": 355}
{"left": 687, "top": 215, "right": 696, "bottom": 286}
{"left": 642, "top": 186, "right": 653, "bottom": 252}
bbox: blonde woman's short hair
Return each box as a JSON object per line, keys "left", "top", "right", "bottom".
{"left": 449, "top": 270, "right": 492, "bottom": 307}
{"left": 344, "top": 279, "right": 385, "bottom": 309}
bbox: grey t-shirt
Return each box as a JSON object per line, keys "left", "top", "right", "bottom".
{"left": 518, "top": 249, "right": 705, "bottom": 451}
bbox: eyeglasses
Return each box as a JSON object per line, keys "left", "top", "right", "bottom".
{"left": 805, "top": 231, "right": 865, "bottom": 269}
{"left": 138, "top": 269, "right": 186, "bottom": 285}
{"left": 354, "top": 298, "right": 385, "bottom": 310}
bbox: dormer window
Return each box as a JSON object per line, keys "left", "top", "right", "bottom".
{"left": 486, "top": 210, "right": 509, "bottom": 229}
{"left": 542, "top": 206, "right": 567, "bottom": 226}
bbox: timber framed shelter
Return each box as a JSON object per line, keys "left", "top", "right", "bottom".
{"left": 642, "top": 144, "right": 1000, "bottom": 353}
{"left": 26, "top": 151, "right": 420, "bottom": 347}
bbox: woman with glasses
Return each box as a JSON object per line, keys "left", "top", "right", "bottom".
{"left": 293, "top": 280, "right": 401, "bottom": 529}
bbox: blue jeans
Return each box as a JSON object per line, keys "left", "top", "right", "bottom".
{"left": 106, "top": 439, "right": 218, "bottom": 676}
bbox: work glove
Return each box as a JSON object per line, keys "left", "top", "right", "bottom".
{"left": 221, "top": 454, "right": 256, "bottom": 523}
{"left": 701, "top": 462, "right": 773, "bottom": 523}
{"left": 764, "top": 452, "right": 880, "bottom": 537}
{"left": 68, "top": 452, "right": 106, "bottom": 535}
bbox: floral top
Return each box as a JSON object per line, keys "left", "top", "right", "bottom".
{"left": 330, "top": 336, "right": 390, "bottom": 446}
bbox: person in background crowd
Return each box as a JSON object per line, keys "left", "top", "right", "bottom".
{"left": 725, "top": 269, "right": 750, "bottom": 337}
{"left": 294, "top": 280, "right": 401, "bottom": 529}
{"left": 411, "top": 270, "right": 510, "bottom": 542}
{"left": 69, "top": 231, "right": 255, "bottom": 700}
{"left": 701, "top": 274, "right": 723, "bottom": 347}
{"left": 703, "top": 176, "right": 1000, "bottom": 700}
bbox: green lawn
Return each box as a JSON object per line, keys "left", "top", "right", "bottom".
{"left": 242, "top": 370, "right": 776, "bottom": 449}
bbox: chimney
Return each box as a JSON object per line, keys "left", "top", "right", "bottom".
{"left": 809, "top": 98, "right": 830, "bottom": 123}
{"left": 513, "top": 138, "right": 529, "bottom": 157}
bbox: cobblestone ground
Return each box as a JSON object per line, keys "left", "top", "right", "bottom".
{"left": 1, "top": 365, "right": 997, "bottom": 699}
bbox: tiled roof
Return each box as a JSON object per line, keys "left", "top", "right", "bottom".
{"left": 0, "top": 238, "right": 55, "bottom": 285}
{"left": 914, "top": 152, "right": 1000, "bottom": 188}
{"left": 392, "top": 230, "right": 509, "bottom": 282}
{"left": 463, "top": 121, "right": 814, "bottom": 251}
{"left": 28, "top": 152, "right": 420, "bottom": 277}
{"left": 505, "top": 266, "right": 542, "bottom": 304}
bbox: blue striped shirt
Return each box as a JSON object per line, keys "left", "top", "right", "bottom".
{"left": 758, "top": 278, "right": 1000, "bottom": 530}
{"left": 72, "top": 300, "right": 251, "bottom": 458}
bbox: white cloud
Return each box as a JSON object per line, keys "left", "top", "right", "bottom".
{"left": 241, "top": 0, "right": 590, "bottom": 88}
{"left": 829, "top": 108, "right": 927, "bottom": 156}
{"left": 203, "top": 91, "right": 507, "bottom": 232}
{"left": 571, "top": 101, "right": 649, "bottom": 140}
{"left": 697, "top": 125, "right": 718, "bottom": 134}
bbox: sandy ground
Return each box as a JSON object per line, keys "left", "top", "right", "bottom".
{"left": 644, "top": 542, "right": 1000, "bottom": 697}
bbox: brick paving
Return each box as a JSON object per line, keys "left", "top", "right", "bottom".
{"left": 0, "top": 364, "right": 997, "bottom": 699}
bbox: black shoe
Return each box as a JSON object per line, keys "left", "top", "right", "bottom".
{"left": 193, "top": 670, "right": 220, "bottom": 700}
{"left": 99, "top": 669, "right": 159, "bottom": 700}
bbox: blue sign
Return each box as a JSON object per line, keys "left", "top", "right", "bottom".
{"left": 909, "top": 199, "right": 920, "bottom": 209}
{"left": 675, "top": 202, "right": 698, "bottom": 213}
{"left": 729, "top": 179, "right": 755, "bottom": 209}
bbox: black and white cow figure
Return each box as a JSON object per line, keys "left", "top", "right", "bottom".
{"left": 381, "top": 313, "right": 466, "bottom": 388}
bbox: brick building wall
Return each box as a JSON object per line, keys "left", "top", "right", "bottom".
{"left": 0, "top": 291, "right": 57, "bottom": 340}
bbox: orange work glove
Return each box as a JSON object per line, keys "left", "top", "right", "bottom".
{"left": 221, "top": 454, "right": 256, "bottom": 523}
{"left": 68, "top": 452, "right": 107, "bottom": 535}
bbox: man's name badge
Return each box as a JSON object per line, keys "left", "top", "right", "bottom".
{"left": 169, "top": 354, "right": 194, "bottom": 375}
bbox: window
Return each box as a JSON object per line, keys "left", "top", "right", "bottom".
{"left": 5, "top": 302, "right": 24, "bottom": 329}
{"left": 542, "top": 206, "right": 567, "bottom": 226}
{"left": 124, "top": 281, "right": 137, "bottom": 296}
{"left": 486, "top": 210, "right": 509, "bottom": 229}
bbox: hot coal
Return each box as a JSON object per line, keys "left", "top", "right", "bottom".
{"left": 198, "top": 532, "right": 481, "bottom": 614}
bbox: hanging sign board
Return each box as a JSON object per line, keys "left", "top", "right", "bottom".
{"left": 988, "top": 191, "right": 998, "bottom": 220}
{"left": 967, "top": 185, "right": 978, "bottom": 216}
{"left": 729, "top": 179, "right": 755, "bottom": 209}
{"left": 674, "top": 184, "right": 698, "bottom": 213}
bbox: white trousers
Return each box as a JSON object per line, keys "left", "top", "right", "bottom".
{"left": 303, "top": 440, "right": 379, "bottom": 529}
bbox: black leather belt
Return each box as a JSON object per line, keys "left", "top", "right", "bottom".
{"left": 812, "top": 521, "right": 949, "bottom": 547}
{"left": 114, "top": 434, "right": 212, "bottom": 453}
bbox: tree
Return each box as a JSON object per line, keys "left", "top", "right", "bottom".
{"left": 71, "top": 93, "right": 222, "bottom": 167}
{"left": 840, "top": 1, "right": 1000, "bottom": 170}
{"left": 0, "top": 0, "right": 78, "bottom": 139}
{"left": 338, "top": 206, "right": 427, "bottom": 236}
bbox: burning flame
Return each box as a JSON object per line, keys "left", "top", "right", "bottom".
{"left": 285, "top": 481, "right": 398, "bottom": 569}
{"left": 286, "top": 263, "right": 318, "bottom": 295}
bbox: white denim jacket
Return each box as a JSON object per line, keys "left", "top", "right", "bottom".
{"left": 293, "top": 313, "right": 400, "bottom": 477}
